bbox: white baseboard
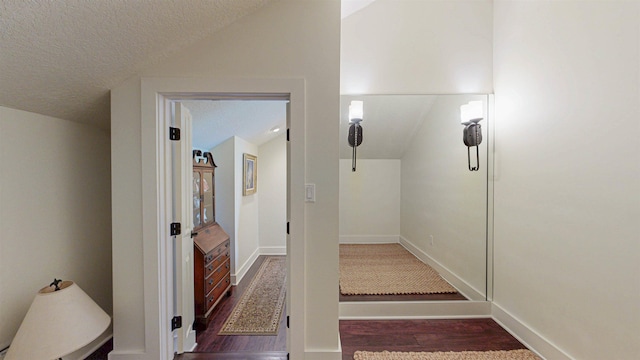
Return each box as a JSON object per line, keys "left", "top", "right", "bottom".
{"left": 260, "top": 246, "right": 286, "bottom": 255}
{"left": 232, "top": 248, "right": 260, "bottom": 285}
{"left": 186, "top": 341, "right": 198, "bottom": 352}
{"left": 232, "top": 246, "right": 287, "bottom": 284}
{"left": 339, "top": 235, "right": 400, "bottom": 244}
{"left": 492, "top": 303, "right": 573, "bottom": 360}
{"left": 340, "top": 301, "right": 491, "bottom": 320}
{"left": 399, "top": 236, "right": 486, "bottom": 301}
{"left": 304, "top": 349, "right": 342, "bottom": 360}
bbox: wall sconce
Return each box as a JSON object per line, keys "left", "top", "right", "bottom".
{"left": 460, "top": 100, "right": 483, "bottom": 171}
{"left": 347, "top": 100, "right": 364, "bottom": 172}
{"left": 5, "top": 279, "right": 111, "bottom": 360}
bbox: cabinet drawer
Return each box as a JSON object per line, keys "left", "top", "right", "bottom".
{"left": 205, "top": 259, "right": 229, "bottom": 294}
{"left": 204, "top": 274, "right": 217, "bottom": 295}
{"left": 212, "top": 259, "right": 230, "bottom": 284}
{"left": 204, "top": 251, "right": 229, "bottom": 278}
{"left": 211, "top": 248, "right": 230, "bottom": 271}
{"left": 206, "top": 276, "right": 230, "bottom": 312}
{"left": 209, "top": 240, "right": 229, "bottom": 260}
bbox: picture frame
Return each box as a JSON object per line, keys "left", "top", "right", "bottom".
{"left": 243, "top": 153, "right": 257, "bottom": 196}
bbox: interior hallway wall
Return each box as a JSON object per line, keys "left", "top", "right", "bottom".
{"left": 339, "top": 159, "right": 400, "bottom": 243}
{"left": 110, "top": 0, "right": 340, "bottom": 357}
{"left": 258, "top": 134, "right": 287, "bottom": 253}
{"left": 0, "top": 106, "right": 112, "bottom": 353}
{"left": 493, "top": 1, "right": 640, "bottom": 359}
{"left": 210, "top": 137, "right": 239, "bottom": 279}
{"left": 234, "top": 137, "right": 259, "bottom": 279}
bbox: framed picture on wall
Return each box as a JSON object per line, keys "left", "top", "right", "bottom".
{"left": 243, "top": 153, "right": 257, "bottom": 196}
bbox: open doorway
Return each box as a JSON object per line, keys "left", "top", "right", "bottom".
{"left": 161, "top": 93, "right": 291, "bottom": 358}
{"left": 175, "top": 98, "right": 288, "bottom": 355}
{"left": 135, "top": 77, "right": 306, "bottom": 360}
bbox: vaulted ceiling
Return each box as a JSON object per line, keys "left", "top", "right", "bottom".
{"left": 0, "top": 0, "right": 271, "bottom": 130}
{"left": 2, "top": 0, "right": 438, "bottom": 161}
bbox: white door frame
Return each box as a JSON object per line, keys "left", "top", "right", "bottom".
{"left": 140, "top": 77, "right": 306, "bottom": 359}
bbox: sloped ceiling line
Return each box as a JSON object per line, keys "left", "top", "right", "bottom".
{"left": 0, "top": 0, "right": 272, "bottom": 130}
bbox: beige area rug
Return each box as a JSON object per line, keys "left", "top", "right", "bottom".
{"left": 340, "top": 243, "right": 457, "bottom": 295}
{"left": 354, "top": 349, "right": 542, "bottom": 360}
{"left": 218, "top": 257, "right": 286, "bottom": 335}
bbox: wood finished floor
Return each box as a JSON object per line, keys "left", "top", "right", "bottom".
{"left": 339, "top": 318, "right": 527, "bottom": 360}
{"left": 188, "top": 255, "right": 287, "bottom": 354}
{"left": 90, "top": 255, "right": 526, "bottom": 360}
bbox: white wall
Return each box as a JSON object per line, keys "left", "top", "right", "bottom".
{"left": 0, "top": 106, "right": 112, "bottom": 355}
{"left": 493, "top": 1, "right": 640, "bottom": 359}
{"left": 110, "top": 0, "right": 340, "bottom": 357}
{"left": 213, "top": 134, "right": 286, "bottom": 282}
{"left": 210, "top": 137, "right": 237, "bottom": 273}
{"left": 339, "top": 159, "right": 400, "bottom": 242}
{"left": 258, "top": 134, "right": 287, "bottom": 253}
{"left": 341, "top": 0, "right": 493, "bottom": 94}
{"left": 400, "top": 95, "right": 488, "bottom": 298}
{"left": 234, "top": 137, "right": 259, "bottom": 279}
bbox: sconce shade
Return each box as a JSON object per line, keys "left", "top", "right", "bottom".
{"left": 349, "top": 100, "right": 364, "bottom": 122}
{"left": 460, "top": 100, "right": 483, "bottom": 125}
{"left": 5, "top": 281, "right": 110, "bottom": 360}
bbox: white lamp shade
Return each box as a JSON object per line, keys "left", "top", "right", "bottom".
{"left": 5, "top": 281, "right": 110, "bottom": 360}
{"left": 349, "top": 100, "right": 364, "bottom": 122}
{"left": 460, "top": 100, "right": 484, "bottom": 124}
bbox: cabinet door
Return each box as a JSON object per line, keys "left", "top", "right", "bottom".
{"left": 202, "top": 170, "right": 214, "bottom": 225}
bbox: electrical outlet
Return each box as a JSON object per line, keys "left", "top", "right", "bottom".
{"left": 429, "top": 235, "right": 434, "bottom": 246}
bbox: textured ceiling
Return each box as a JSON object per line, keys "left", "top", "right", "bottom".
{"left": 0, "top": 0, "right": 271, "bottom": 130}
{"left": 182, "top": 100, "right": 287, "bottom": 150}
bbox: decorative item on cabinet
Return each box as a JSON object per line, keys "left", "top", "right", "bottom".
{"left": 192, "top": 150, "right": 231, "bottom": 330}
{"left": 193, "top": 151, "right": 216, "bottom": 229}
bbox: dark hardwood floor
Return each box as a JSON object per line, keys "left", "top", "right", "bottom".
{"left": 190, "top": 255, "right": 287, "bottom": 353}
{"left": 339, "top": 318, "right": 527, "bottom": 360}
{"left": 89, "top": 256, "right": 527, "bottom": 360}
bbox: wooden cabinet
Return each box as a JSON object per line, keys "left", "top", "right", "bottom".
{"left": 192, "top": 151, "right": 231, "bottom": 329}
{"left": 194, "top": 224, "right": 230, "bottom": 329}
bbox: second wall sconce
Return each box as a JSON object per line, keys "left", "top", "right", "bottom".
{"left": 347, "top": 100, "right": 364, "bottom": 172}
{"left": 460, "top": 100, "right": 483, "bottom": 171}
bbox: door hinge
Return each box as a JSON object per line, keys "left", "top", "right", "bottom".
{"left": 169, "top": 127, "right": 181, "bottom": 141}
{"left": 287, "top": 128, "right": 290, "bottom": 142}
{"left": 286, "top": 222, "right": 290, "bottom": 235}
{"left": 171, "top": 316, "right": 182, "bottom": 331}
{"left": 170, "top": 222, "right": 181, "bottom": 236}
{"left": 287, "top": 315, "right": 290, "bottom": 328}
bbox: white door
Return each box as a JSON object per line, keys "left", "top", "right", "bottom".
{"left": 172, "top": 102, "right": 197, "bottom": 353}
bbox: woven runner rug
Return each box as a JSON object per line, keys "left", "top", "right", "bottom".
{"left": 340, "top": 243, "right": 457, "bottom": 295}
{"left": 354, "top": 349, "right": 541, "bottom": 360}
{"left": 218, "top": 257, "right": 286, "bottom": 335}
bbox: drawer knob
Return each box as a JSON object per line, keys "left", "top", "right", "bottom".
{"left": 209, "top": 279, "right": 213, "bottom": 285}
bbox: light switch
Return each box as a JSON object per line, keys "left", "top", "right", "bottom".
{"left": 305, "top": 184, "right": 316, "bottom": 203}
